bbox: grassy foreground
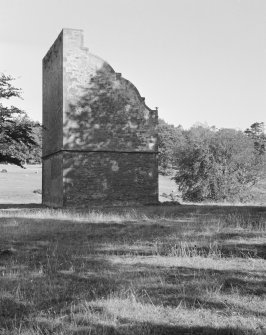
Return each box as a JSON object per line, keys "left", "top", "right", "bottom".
{"left": 0, "top": 205, "right": 266, "bottom": 335}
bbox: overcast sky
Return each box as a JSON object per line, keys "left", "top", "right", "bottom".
{"left": 1, "top": 0, "right": 266, "bottom": 130}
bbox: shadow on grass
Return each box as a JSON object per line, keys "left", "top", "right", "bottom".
{"left": 136, "top": 263, "right": 266, "bottom": 300}
{"left": 220, "top": 243, "right": 266, "bottom": 259}
{"left": 0, "top": 202, "right": 265, "bottom": 212}
{"left": 0, "top": 296, "right": 32, "bottom": 328}
{"left": 0, "top": 203, "right": 44, "bottom": 209}
{"left": 0, "top": 209, "right": 265, "bottom": 333}
{"left": 72, "top": 324, "right": 257, "bottom": 335}
{"left": 27, "top": 318, "right": 255, "bottom": 335}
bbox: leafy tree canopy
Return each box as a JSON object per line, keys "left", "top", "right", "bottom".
{"left": 171, "top": 123, "right": 265, "bottom": 203}
{"left": 244, "top": 122, "right": 265, "bottom": 154}
{"left": 158, "top": 118, "right": 186, "bottom": 175}
{"left": 0, "top": 73, "right": 40, "bottom": 167}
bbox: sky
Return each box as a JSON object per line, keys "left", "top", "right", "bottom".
{"left": 1, "top": 0, "right": 266, "bottom": 130}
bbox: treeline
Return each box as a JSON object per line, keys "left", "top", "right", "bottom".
{"left": 1, "top": 74, "right": 266, "bottom": 203}
{"left": 0, "top": 73, "right": 42, "bottom": 166}
{"left": 159, "top": 119, "right": 266, "bottom": 203}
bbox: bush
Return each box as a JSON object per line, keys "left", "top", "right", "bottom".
{"left": 173, "top": 126, "right": 264, "bottom": 203}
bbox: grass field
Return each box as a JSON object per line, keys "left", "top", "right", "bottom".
{"left": 0, "top": 165, "right": 42, "bottom": 204}
{"left": 0, "top": 205, "right": 266, "bottom": 334}
{"left": 0, "top": 165, "right": 266, "bottom": 334}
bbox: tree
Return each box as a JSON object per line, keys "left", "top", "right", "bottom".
{"left": 244, "top": 122, "right": 265, "bottom": 155}
{"left": 173, "top": 125, "right": 264, "bottom": 203}
{"left": 24, "top": 121, "right": 42, "bottom": 164}
{"left": 0, "top": 73, "right": 39, "bottom": 167}
{"left": 158, "top": 119, "right": 186, "bottom": 175}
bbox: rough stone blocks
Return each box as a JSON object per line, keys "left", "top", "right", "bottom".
{"left": 42, "top": 28, "right": 158, "bottom": 207}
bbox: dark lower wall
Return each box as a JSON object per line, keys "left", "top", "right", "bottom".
{"left": 42, "top": 154, "right": 63, "bottom": 207}
{"left": 62, "top": 151, "right": 158, "bottom": 207}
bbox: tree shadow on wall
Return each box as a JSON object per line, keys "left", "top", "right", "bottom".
{"left": 63, "top": 64, "right": 157, "bottom": 152}
{"left": 62, "top": 64, "right": 158, "bottom": 206}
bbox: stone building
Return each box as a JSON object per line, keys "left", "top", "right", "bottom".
{"left": 42, "top": 28, "right": 158, "bottom": 207}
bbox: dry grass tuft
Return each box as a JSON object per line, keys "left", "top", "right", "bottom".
{"left": 0, "top": 208, "right": 150, "bottom": 223}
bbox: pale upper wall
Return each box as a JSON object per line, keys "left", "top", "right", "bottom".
{"left": 43, "top": 28, "right": 158, "bottom": 155}
{"left": 62, "top": 29, "right": 158, "bottom": 152}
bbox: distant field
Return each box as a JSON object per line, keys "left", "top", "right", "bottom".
{"left": 0, "top": 164, "right": 177, "bottom": 204}
{"left": 0, "top": 164, "right": 42, "bottom": 204}
{"left": 0, "top": 205, "right": 265, "bottom": 334}
{"left": 0, "top": 164, "right": 265, "bottom": 206}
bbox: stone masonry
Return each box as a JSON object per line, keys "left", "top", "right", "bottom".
{"left": 42, "top": 28, "right": 158, "bottom": 207}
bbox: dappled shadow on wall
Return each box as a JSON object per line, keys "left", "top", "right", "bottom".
{"left": 62, "top": 64, "right": 158, "bottom": 206}
{"left": 63, "top": 63, "right": 157, "bottom": 152}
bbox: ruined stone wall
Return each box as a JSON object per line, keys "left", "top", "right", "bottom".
{"left": 43, "top": 32, "right": 63, "bottom": 156}
{"left": 62, "top": 29, "right": 157, "bottom": 153}
{"left": 63, "top": 152, "right": 158, "bottom": 206}
{"left": 42, "top": 153, "right": 63, "bottom": 207}
{"left": 42, "top": 32, "right": 63, "bottom": 207}
{"left": 43, "top": 28, "right": 158, "bottom": 207}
